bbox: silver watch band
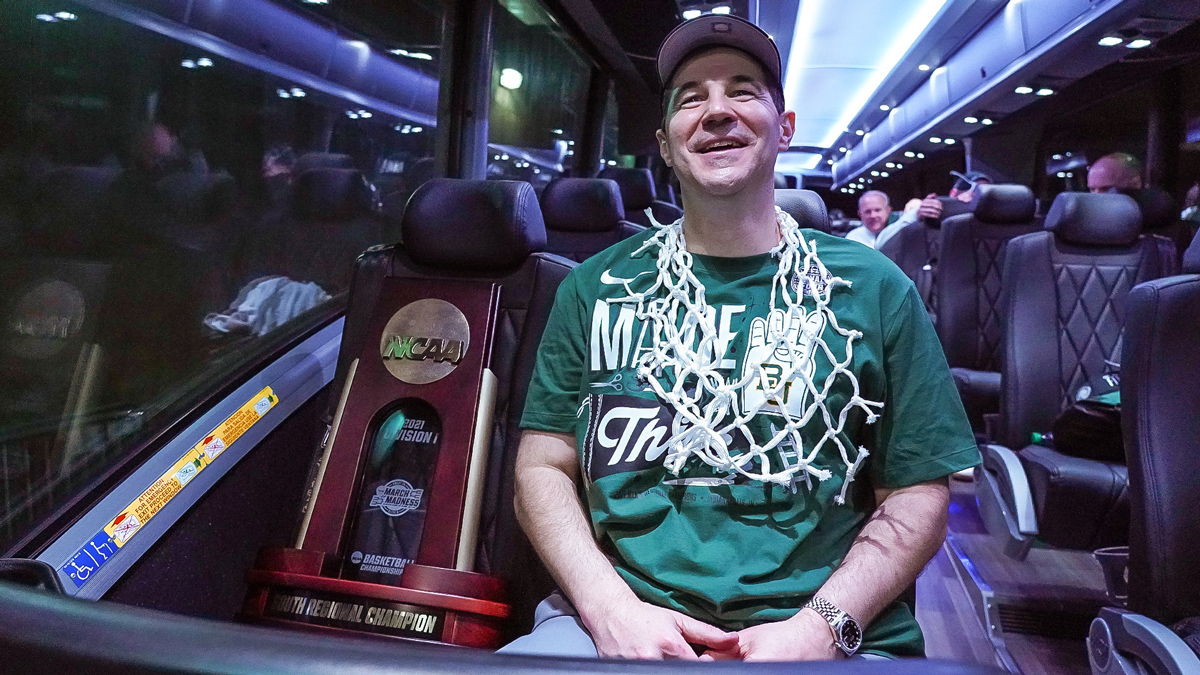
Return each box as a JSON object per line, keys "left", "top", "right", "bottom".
{"left": 803, "top": 596, "right": 861, "bottom": 656}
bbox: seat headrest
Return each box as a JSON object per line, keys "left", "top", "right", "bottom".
{"left": 599, "top": 167, "right": 656, "bottom": 210}
{"left": 402, "top": 179, "right": 546, "bottom": 272}
{"left": 293, "top": 152, "right": 355, "bottom": 175}
{"left": 775, "top": 189, "right": 830, "bottom": 234}
{"left": 292, "top": 168, "right": 374, "bottom": 221}
{"left": 1046, "top": 192, "right": 1142, "bottom": 246}
{"left": 1184, "top": 235, "right": 1200, "bottom": 275}
{"left": 157, "top": 172, "right": 236, "bottom": 223}
{"left": 1122, "top": 187, "right": 1179, "bottom": 231}
{"left": 972, "top": 184, "right": 1035, "bottom": 224}
{"left": 540, "top": 178, "right": 625, "bottom": 233}
{"left": 937, "top": 196, "right": 972, "bottom": 223}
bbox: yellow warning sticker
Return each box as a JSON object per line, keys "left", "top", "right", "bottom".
{"left": 103, "top": 387, "right": 278, "bottom": 548}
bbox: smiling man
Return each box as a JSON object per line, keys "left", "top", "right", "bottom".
{"left": 502, "top": 15, "right": 979, "bottom": 661}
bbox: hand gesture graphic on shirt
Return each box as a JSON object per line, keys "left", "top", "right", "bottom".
{"left": 741, "top": 308, "right": 825, "bottom": 418}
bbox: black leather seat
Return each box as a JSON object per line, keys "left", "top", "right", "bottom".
{"left": 598, "top": 167, "right": 683, "bottom": 227}
{"left": 936, "top": 185, "right": 1042, "bottom": 432}
{"left": 775, "top": 189, "right": 831, "bottom": 234}
{"left": 878, "top": 197, "right": 972, "bottom": 321}
{"left": 539, "top": 177, "right": 644, "bottom": 261}
{"left": 249, "top": 167, "right": 384, "bottom": 294}
{"left": 1124, "top": 186, "right": 1198, "bottom": 267}
{"left": 329, "top": 179, "right": 574, "bottom": 640}
{"left": 988, "top": 192, "right": 1176, "bottom": 552}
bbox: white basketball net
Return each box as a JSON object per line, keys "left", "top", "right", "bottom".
{"left": 606, "top": 207, "right": 885, "bottom": 504}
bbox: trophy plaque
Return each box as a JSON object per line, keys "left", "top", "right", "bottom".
{"left": 242, "top": 278, "right": 511, "bottom": 648}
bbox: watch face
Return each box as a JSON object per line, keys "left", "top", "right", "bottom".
{"left": 839, "top": 620, "right": 863, "bottom": 651}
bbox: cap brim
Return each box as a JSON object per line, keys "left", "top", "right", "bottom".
{"left": 657, "top": 15, "right": 782, "bottom": 90}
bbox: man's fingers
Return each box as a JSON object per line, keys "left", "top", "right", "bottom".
{"left": 676, "top": 614, "right": 740, "bottom": 650}
{"left": 925, "top": 192, "right": 937, "bottom": 199}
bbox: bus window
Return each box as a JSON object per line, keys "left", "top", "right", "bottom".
{"left": 487, "top": 0, "right": 591, "bottom": 187}
{"left": 0, "top": 0, "right": 444, "bottom": 554}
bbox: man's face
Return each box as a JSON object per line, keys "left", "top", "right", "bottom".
{"left": 951, "top": 179, "right": 990, "bottom": 203}
{"left": 656, "top": 48, "right": 794, "bottom": 198}
{"left": 1088, "top": 158, "right": 1141, "bottom": 193}
{"left": 858, "top": 194, "right": 891, "bottom": 233}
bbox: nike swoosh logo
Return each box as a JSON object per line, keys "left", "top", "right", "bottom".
{"left": 662, "top": 477, "right": 734, "bottom": 486}
{"left": 600, "top": 270, "right": 652, "bottom": 286}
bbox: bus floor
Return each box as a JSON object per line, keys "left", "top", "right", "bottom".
{"left": 916, "top": 476, "right": 1106, "bottom": 674}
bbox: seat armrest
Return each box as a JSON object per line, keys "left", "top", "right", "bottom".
{"left": 1090, "top": 607, "right": 1200, "bottom": 675}
{"left": 974, "top": 444, "right": 1037, "bottom": 560}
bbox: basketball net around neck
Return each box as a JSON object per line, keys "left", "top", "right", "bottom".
{"left": 606, "top": 206, "right": 884, "bottom": 504}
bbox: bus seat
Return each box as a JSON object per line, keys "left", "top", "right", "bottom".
{"left": 878, "top": 197, "right": 971, "bottom": 322}
{"left": 1124, "top": 186, "right": 1197, "bottom": 266}
{"left": 978, "top": 192, "right": 1176, "bottom": 557}
{"left": 293, "top": 151, "right": 355, "bottom": 175}
{"left": 775, "top": 188, "right": 831, "bottom": 234}
{"left": 264, "top": 167, "right": 383, "bottom": 294}
{"left": 540, "top": 177, "right": 644, "bottom": 261}
{"left": 1088, "top": 273, "right": 1200, "bottom": 675}
{"left": 328, "top": 179, "right": 574, "bottom": 640}
{"left": 24, "top": 166, "right": 120, "bottom": 256}
{"left": 1185, "top": 234, "right": 1200, "bottom": 274}
{"left": 936, "top": 185, "right": 1041, "bottom": 432}
{"left": 599, "top": 167, "right": 682, "bottom": 227}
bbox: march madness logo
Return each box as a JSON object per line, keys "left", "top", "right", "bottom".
{"left": 369, "top": 479, "right": 424, "bottom": 517}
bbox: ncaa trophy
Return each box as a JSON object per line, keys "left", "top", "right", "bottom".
{"left": 242, "top": 278, "right": 511, "bottom": 648}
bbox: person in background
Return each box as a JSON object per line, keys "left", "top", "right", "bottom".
{"left": 846, "top": 190, "right": 897, "bottom": 247}
{"left": 949, "top": 170, "right": 992, "bottom": 203}
{"left": 1087, "top": 152, "right": 1142, "bottom": 194}
{"left": 1180, "top": 182, "right": 1198, "bottom": 221}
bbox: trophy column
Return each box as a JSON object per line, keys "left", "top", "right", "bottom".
{"left": 242, "top": 279, "right": 511, "bottom": 648}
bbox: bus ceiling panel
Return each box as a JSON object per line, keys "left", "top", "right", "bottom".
{"left": 35, "top": 319, "right": 344, "bottom": 600}
{"left": 75, "top": 0, "right": 438, "bottom": 127}
{"left": 830, "top": 0, "right": 1181, "bottom": 186}
{"left": 1018, "top": 0, "right": 1096, "bottom": 52}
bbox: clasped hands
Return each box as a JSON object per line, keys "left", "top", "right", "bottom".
{"left": 584, "top": 597, "right": 843, "bottom": 662}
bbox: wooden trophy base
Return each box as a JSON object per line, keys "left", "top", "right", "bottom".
{"left": 242, "top": 547, "right": 510, "bottom": 649}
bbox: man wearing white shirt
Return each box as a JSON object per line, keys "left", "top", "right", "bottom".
{"left": 846, "top": 191, "right": 909, "bottom": 248}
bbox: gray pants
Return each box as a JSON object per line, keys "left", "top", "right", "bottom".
{"left": 498, "top": 593, "right": 889, "bottom": 660}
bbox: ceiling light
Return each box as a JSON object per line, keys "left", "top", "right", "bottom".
{"left": 711, "top": 6, "right": 732, "bottom": 15}
{"left": 553, "top": 129, "right": 563, "bottom": 135}
{"left": 917, "top": 153, "right": 925, "bottom": 159}
{"left": 1036, "top": 88, "right": 1054, "bottom": 96}
{"left": 682, "top": 9, "right": 702, "bottom": 20}
{"left": 390, "top": 49, "right": 433, "bottom": 60}
{"left": 855, "top": 130, "right": 864, "bottom": 136}
{"left": 918, "top": 64, "right": 931, "bottom": 71}
{"left": 964, "top": 116, "right": 978, "bottom": 124}
{"left": 1066, "top": 171, "right": 1074, "bottom": 177}
{"left": 302, "top": 0, "right": 329, "bottom": 4}
{"left": 276, "top": 89, "right": 291, "bottom": 98}
{"left": 197, "top": 58, "right": 213, "bottom": 67}
{"left": 494, "top": 155, "right": 501, "bottom": 160}
{"left": 981, "top": 118, "right": 993, "bottom": 125}
{"left": 359, "top": 110, "right": 372, "bottom": 118}
{"left": 1015, "top": 86, "right": 1034, "bottom": 95}
{"left": 1098, "top": 36, "right": 1124, "bottom": 47}
{"left": 786, "top": 0, "right": 949, "bottom": 148}
{"left": 35, "top": 13, "right": 57, "bottom": 21}
{"left": 929, "top": 136, "right": 942, "bottom": 143}
{"left": 291, "top": 88, "right": 306, "bottom": 97}
{"left": 870, "top": 171, "right": 880, "bottom": 176}
{"left": 944, "top": 138, "right": 956, "bottom": 145}
{"left": 827, "top": 159, "right": 834, "bottom": 165}
{"left": 346, "top": 111, "right": 359, "bottom": 119}
{"left": 412, "top": 126, "right": 423, "bottom": 132}
{"left": 896, "top": 163, "right": 903, "bottom": 169}
{"left": 500, "top": 68, "right": 523, "bottom": 89}
{"left": 880, "top": 104, "right": 890, "bottom": 111}
{"left": 885, "top": 162, "right": 895, "bottom": 168}
{"left": 867, "top": 179, "right": 873, "bottom": 183}
{"left": 839, "top": 146, "right": 847, "bottom": 152}
{"left": 1127, "top": 39, "right": 1152, "bottom": 49}
{"left": 501, "top": 154, "right": 509, "bottom": 160}
{"left": 1052, "top": 154, "right": 1063, "bottom": 160}
{"left": 1066, "top": 152, "right": 1072, "bottom": 157}
{"left": 53, "top": 11, "right": 77, "bottom": 20}
{"left": 904, "top": 151, "right": 915, "bottom": 158}
{"left": 881, "top": 171, "right": 889, "bottom": 177}
{"left": 181, "top": 59, "right": 196, "bottom": 69}
{"left": 1057, "top": 171, "right": 1066, "bottom": 178}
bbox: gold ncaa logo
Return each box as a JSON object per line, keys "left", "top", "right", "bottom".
{"left": 6, "top": 280, "right": 86, "bottom": 360}
{"left": 379, "top": 298, "right": 470, "bottom": 384}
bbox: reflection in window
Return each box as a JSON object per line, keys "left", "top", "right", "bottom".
{"left": 488, "top": 0, "right": 591, "bottom": 187}
{"left": 0, "top": 0, "right": 443, "bottom": 552}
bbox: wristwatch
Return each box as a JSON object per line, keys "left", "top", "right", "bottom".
{"left": 803, "top": 596, "right": 863, "bottom": 657}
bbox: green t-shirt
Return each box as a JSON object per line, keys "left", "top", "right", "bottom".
{"left": 520, "top": 227, "right": 980, "bottom": 658}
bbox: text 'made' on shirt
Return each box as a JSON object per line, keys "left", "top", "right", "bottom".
{"left": 521, "top": 227, "right": 980, "bottom": 658}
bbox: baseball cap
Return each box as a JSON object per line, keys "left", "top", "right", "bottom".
{"left": 656, "top": 15, "right": 782, "bottom": 91}
{"left": 951, "top": 170, "right": 992, "bottom": 192}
